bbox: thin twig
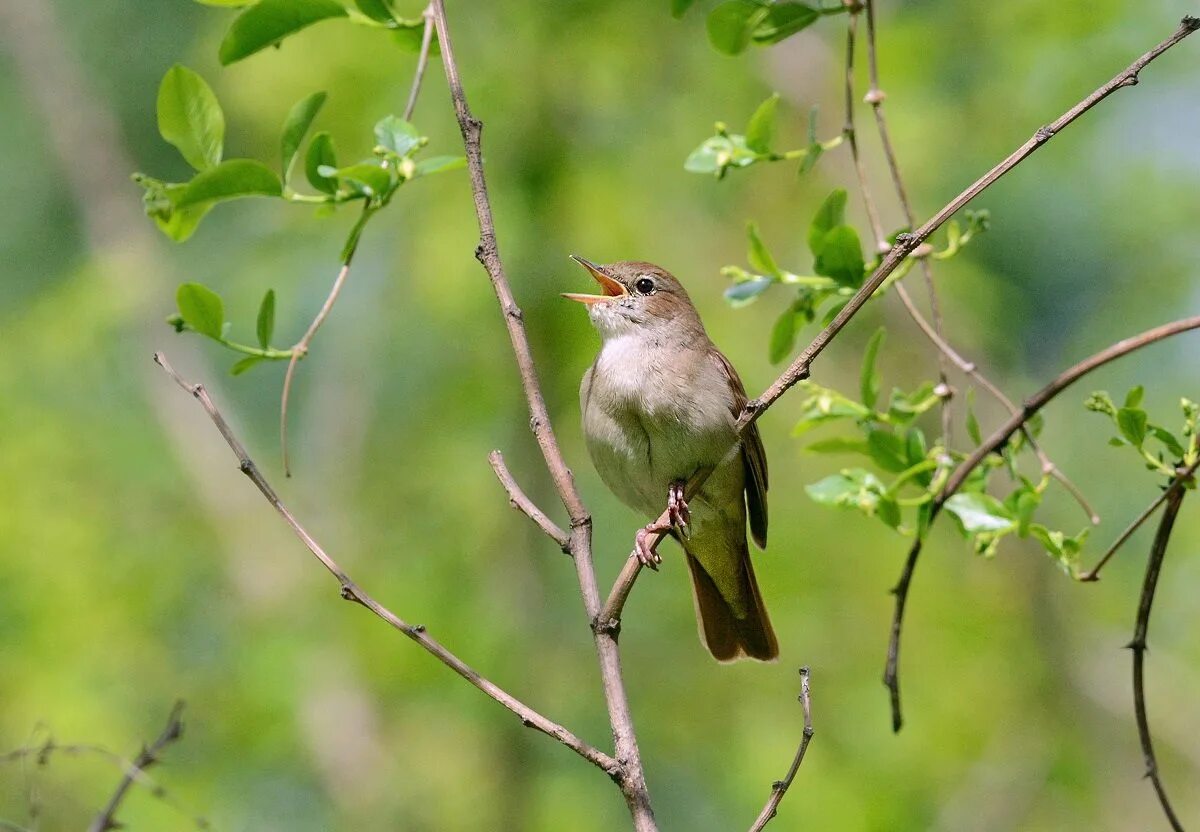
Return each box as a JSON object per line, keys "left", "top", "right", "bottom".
{"left": 747, "top": 667, "right": 814, "bottom": 832}
{"left": 429, "top": 2, "right": 656, "bottom": 827}
{"left": 1128, "top": 485, "right": 1188, "bottom": 832}
{"left": 87, "top": 702, "right": 186, "bottom": 832}
{"left": 403, "top": 6, "right": 435, "bottom": 122}
{"left": 154, "top": 352, "right": 620, "bottom": 778}
{"left": 1079, "top": 457, "right": 1199, "bottom": 581}
{"left": 884, "top": 315, "right": 1200, "bottom": 731}
{"left": 488, "top": 450, "right": 571, "bottom": 552}
{"left": 599, "top": 18, "right": 1198, "bottom": 631}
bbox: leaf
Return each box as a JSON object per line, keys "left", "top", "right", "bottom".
{"left": 256, "top": 289, "right": 276, "bottom": 348}
{"left": 806, "top": 468, "right": 884, "bottom": 509}
{"left": 230, "top": 355, "right": 265, "bottom": 376}
{"left": 745, "top": 221, "right": 779, "bottom": 276}
{"left": 798, "top": 142, "right": 823, "bottom": 176}
{"left": 280, "top": 91, "right": 327, "bottom": 182}
{"left": 1124, "top": 385, "right": 1145, "bottom": 409}
{"left": 886, "top": 382, "right": 940, "bottom": 424}
{"left": 353, "top": 0, "right": 394, "bottom": 23}
{"left": 219, "top": 0, "right": 348, "bottom": 65}
{"left": 860, "top": 327, "right": 884, "bottom": 408}
{"left": 768, "top": 307, "right": 796, "bottom": 364}
{"left": 804, "top": 437, "right": 869, "bottom": 455}
{"left": 1029, "top": 524, "right": 1088, "bottom": 576}
{"left": 173, "top": 159, "right": 283, "bottom": 209}
{"left": 751, "top": 2, "right": 819, "bottom": 44}
{"left": 905, "top": 428, "right": 928, "bottom": 468}
{"left": 877, "top": 495, "right": 902, "bottom": 530}
{"left": 1014, "top": 487, "right": 1040, "bottom": 537}
{"left": 374, "top": 115, "right": 421, "bottom": 157}
{"left": 392, "top": 21, "right": 440, "bottom": 54}
{"left": 808, "top": 189, "right": 847, "bottom": 256}
{"left": 671, "top": 0, "right": 698, "bottom": 18}
{"left": 945, "top": 492, "right": 1016, "bottom": 535}
{"left": 724, "top": 277, "right": 773, "bottom": 306}
{"left": 745, "top": 93, "right": 779, "bottom": 154}
{"left": 327, "top": 162, "right": 392, "bottom": 197}
{"left": 157, "top": 65, "right": 224, "bottom": 171}
{"left": 1116, "top": 407, "right": 1148, "bottom": 447}
{"left": 305, "top": 132, "right": 338, "bottom": 194}
{"left": 684, "top": 133, "right": 758, "bottom": 176}
{"left": 154, "top": 203, "right": 214, "bottom": 243}
{"left": 814, "top": 225, "right": 865, "bottom": 287}
{"left": 414, "top": 155, "right": 466, "bottom": 176}
{"left": 966, "top": 390, "right": 982, "bottom": 445}
{"left": 1151, "top": 426, "right": 1185, "bottom": 458}
{"left": 867, "top": 429, "right": 908, "bottom": 473}
{"left": 706, "top": 0, "right": 768, "bottom": 55}
{"left": 176, "top": 283, "right": 225, "bottom": 339}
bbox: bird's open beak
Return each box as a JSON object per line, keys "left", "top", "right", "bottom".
{"left": 563, "top": 255, "right": 628, "bottom": 304}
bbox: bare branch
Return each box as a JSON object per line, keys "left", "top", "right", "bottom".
{"left": 154, "top": 352, "right": 620, "bottom": 778}
{"left": 488, "top": 450, "right": 570, "bottom": 551}
{"left": 1128, "top": 485, "right": 1188, "bottom": 831}
{"left": 748, "top": 667, "right": 815, "bottom": 832}
{"left": 87, "top": 702, "right": 186, "bottom": 832}
{"left": 403, "top": 6, "right": 436, "bottom": 122}
{"left": 429, "top": 2, "right": 656, "bottom": 827}
{"left": 884, "top": 315, "right": 1200, "bottom": 731}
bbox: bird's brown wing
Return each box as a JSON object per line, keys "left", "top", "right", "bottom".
{"left": 711, "top": 349, "right": 768, "bottom": 549}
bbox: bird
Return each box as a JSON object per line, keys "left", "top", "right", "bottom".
{"left": 564, "top": 256, "right": 777, "bottom": 662}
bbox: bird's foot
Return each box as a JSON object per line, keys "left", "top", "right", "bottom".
{"left": 667, "top": 480, "right": 691, "bottom": 538}
{"left": 634, "top": 524, "right": 666, "bottom": 570}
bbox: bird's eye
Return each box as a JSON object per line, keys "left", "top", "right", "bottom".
{"left": 634, "top": 277, "right": 655, "bottom": 294}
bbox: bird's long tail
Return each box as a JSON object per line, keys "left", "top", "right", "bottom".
{"left": 683, "top": 542, "right": 778, "bottom": 662}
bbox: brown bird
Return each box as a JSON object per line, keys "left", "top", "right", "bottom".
{"left": 565, "top": 257, "right": 777, "bottom": 662}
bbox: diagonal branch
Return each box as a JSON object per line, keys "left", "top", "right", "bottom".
{"left": 489, "top": 450, "right": 571, "bottom": 552}
{"left": 884, "top": 315, "right": 1200, "bottom": 731}
{"left": 748, "top": 667, "right": 815, "bottom": 832}
{"left": 1128, "top": 484, "right": 1188, "bottom": 832}
{"left": 154, "top": 352, "right": 620, "bottom": 779}
{"left": 599, "top": 17, "right": 1198, "bottom": 631}
{"left": 87, "top": 702, "right": 186, "bottom": 832}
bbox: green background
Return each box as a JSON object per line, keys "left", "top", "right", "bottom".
{"left": 1, "top": 1, "right": 1198, "bottom": 829}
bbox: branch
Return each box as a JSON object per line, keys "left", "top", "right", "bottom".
{"left": 747, "top": 667, "right": 815, "bottom": 832}
{"left": 87, "top": 702, "right": 186, "bottom": 832}
{"left": 403, "top": 5, "right": 436, "bottom": 122}
{"left": 884, "top": 315, "right": 1200, "bottom": 731}
{"left": 154, "top": 352, "right": 620, "bottom": 778}
{"left": 488, "top": 450, "right": 571, "bottom": 552}
{"left": 1128, "top": 485, "right": 1188, "bottom": 832}
{"left": 600, "top": 16, "right": 1197, "bottom": 631}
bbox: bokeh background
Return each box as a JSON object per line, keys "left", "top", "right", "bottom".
{"left": 1, "top": 1, "right": 1198, "bottom": 829}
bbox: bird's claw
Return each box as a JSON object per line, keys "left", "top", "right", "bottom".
{"left": 667, "top": 480, "right": 691, "bottom": 539}
{"left": 634, "top": 526, "right": 663, "bottom": 570}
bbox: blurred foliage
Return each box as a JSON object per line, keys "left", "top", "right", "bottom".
{"left": 1, "top": 0, "right": 1199, "bottom": 830}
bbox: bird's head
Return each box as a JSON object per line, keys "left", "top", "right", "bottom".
{"left": 563, "top": 257, "right": 700, "bottom": 339}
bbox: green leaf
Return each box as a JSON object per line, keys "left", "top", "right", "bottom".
{"left": 745, "top": 93, "right": 779, "bottom": 154}
{"left": 256, "top": 289, "right": 276, "bottom": 349}
{"left": 806, "top": 468, "right": 884, "bottom": 509}
{"left": 745, "top": 221, "right": 779, "bottom": 276}
{"left": 1151, "top": 426, "right": 1185, "bottom": 458}
{"left": 174, "top": 159, "right": 283, "bottom": 209}
{"left": 706, "top": 0, "right": 768, "bottom": 55}
{"left": 219, "top": 0, "right": 348, "bottom": 65}
{"left": 867, "top": 429, "right": 908, "bottom": 473}
{"left": 1029, "top": 524, "right": 1088, "bottom": 576}
{"left": 671, "top": 0, "right": 698, "bottom": 18}
{"left": 154, "top": 203, "right": 214, "bottom": 243}
{"left": 860, "top": 327, "right": 884, "bottom": 408}
{"left": 945, "top": 492, "right": 1016, "bottom": 535}
{"left": 392, "top": 21, "right": 440, "bottom": 54}
{"left": 877, "top": 495, "right": 902, "bottom": 530}
{"left": 1116, "top": 407, "right": 1148, "bottom": 447}
{"left": 353, "top": 0, "right": 394, "bottom": 23}
{"left": 684, "top": 133, "right": 759, "bottom": 176}
{"left": 1124, "top": 385, "right": 1145, "bottom": 409}
{"left": 886, "top": 382, "right": 940, "bottom": 424}
{"left": 814, "top": 225, "right": 865, "bottom": 287}
{"left": 904, "top": 428, "right": 927, "bottom": 468}
{"left": 798, "top": 142, "right": 824, "bottom": 176}
{"left": 808, "top": 189, "right": 847, "bottom": 255}
{"left": 194, "top": 0, "right": 254, "bottom": 5}
{"left": 768, "top": 307, "right": 796, "bottom": 364}
{"left": 157, "top": 65, "right": 225, "bottom": 171}
{"left": 804, "top": 437, "right": 869, "bottom": 455}
{"left": 724, "top": 277, "right": 773, "bottom": 306}
{"left": 966, "top": 390, "right": 982, "bottom": 445}
{"left": 305, "top": 132, "right": 338, "bottom": 194}
{"left": 751, "top": 2, "right": 818, "bottom": 44}
{"left": 1014, "top": 487, "right": 1040, "bottom": 537}
{"left": 280, "top": 91, "right": 327, "bottom": 182}
{"left": 414, "top": 155, "right": 467, "bottom": 176}
{"left": 176, "top": 283, "right": 225, "bottom": 339}
{"left": 374, "top": 115, "right": 421, "bottom": 157}
{"left": 326, "top": 162, "right": 392, "bottom": 197}
{"left": 230, "top": 355, "right": 265, "bottom": 376}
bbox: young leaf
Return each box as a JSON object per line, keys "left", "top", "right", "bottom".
{"left": 798, "top": 142, "right": 823, "bottom": 176}
{"left": 808, "top": 189, "right": 847, "bottom": 255}
{"left": 866, "top": 429, "right": 908, "bottom": 473}
{"left": 328, "top": 162, "right": 391, "bottom": 197}
{"left": 157, "top": 65, "right": 224, "bottom": 171}
{"left": 745, "top": 93, "right": 780, "bottom": 154}
{"left": 1116, "top": 407, "right": 1148, "bottom": 447}
{"left": 280, "top": 91, "right": 327, "bottom": 182}
{"left": 173, "top": 159, "right": 283, "bottom": 209}
{"left": 768, "top": 307, "right": 796, "bottom": 364}
{"left": 745, "top": 221, "right": 779, "bottom": 276}
{"left": 804, "top": 437, "right": 869, "bottom": 455}
{"left": 176, "top": 283, "right": 225, "bottom": 339}
{"left": 305, "top": 132, "right": 339, "bottom": 195}
{"left": 414, "top": 155, "right": 467, "bottom": 176}
{"left": 860, "top": 327, "right": 885, "bottom": 408}
{"left": 813, "top": 225, "right": 865, "bottom": 287}
{"left": 1124, "top": 385, "right": 1145, "bottom": 409}
{"left": 219, "top": 0, "right": 348, "bottom": 65}
{"left": 965, "top": 389, "right": 982, "bottom": 445}
{"left": 374, "top": 115, "right": 421, "bottom": 157}
{"left": 706, "top": 0, "right": 768, "bottom": 55}
{"left": 751, "top": 2, "right": 818, "bottom": 45}
{"left": 256, "top": 289, "right": 276, "bottom": 349}
{"left": 724, "top": 277, "right": 773, "bottom": 306}
{"left": 230, "top": 355, "right": 265, "bottom": 376}
{"left": 353, "top": 0, "right": 395, "bottom": 23}
{"left": 945, "top": 492, "right": 1016, "bottom": 535}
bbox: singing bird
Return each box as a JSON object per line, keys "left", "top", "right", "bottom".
{"left": 565, "top": 257, "right": 777, "bottom": 662}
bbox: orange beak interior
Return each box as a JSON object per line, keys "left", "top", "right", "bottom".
{"left": 563, "top": 256, "right": 628, "bottom": 304}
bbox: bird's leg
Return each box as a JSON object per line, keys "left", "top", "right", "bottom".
{"left": 633, "top": 481, "right": 691, "bottom": 570}
{"left": 634, "top": 523, "right": 668, "bottom": 570}
{"left": 666, "top": 480, "right": 691, "bottom": 537}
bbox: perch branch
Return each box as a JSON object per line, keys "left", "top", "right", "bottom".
{"left": 748, "top": 667, "right": 815, "bottom": 832}
{"left": 86, "top": 702, "right": 185, "bottom": 832}
{"left": 599, "top": 16, "right": 1197, "bottom": 630}
{"left": 429, "top": 3, "right": 656, "bottom": 827}
{"left": 1129, "top": 484, "right": 1187, "bottom": 832}
{"left": 488, "top": 450, "right": 571, "bottom": 552}
{"left": 884, "top": 315, "right": 1200, "bottom": 731}
{"left": 154, "top": 352, "right": 620, "bottom": 778}
{"left": 403, "top": 6, "right": 436, "bottom": 122}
